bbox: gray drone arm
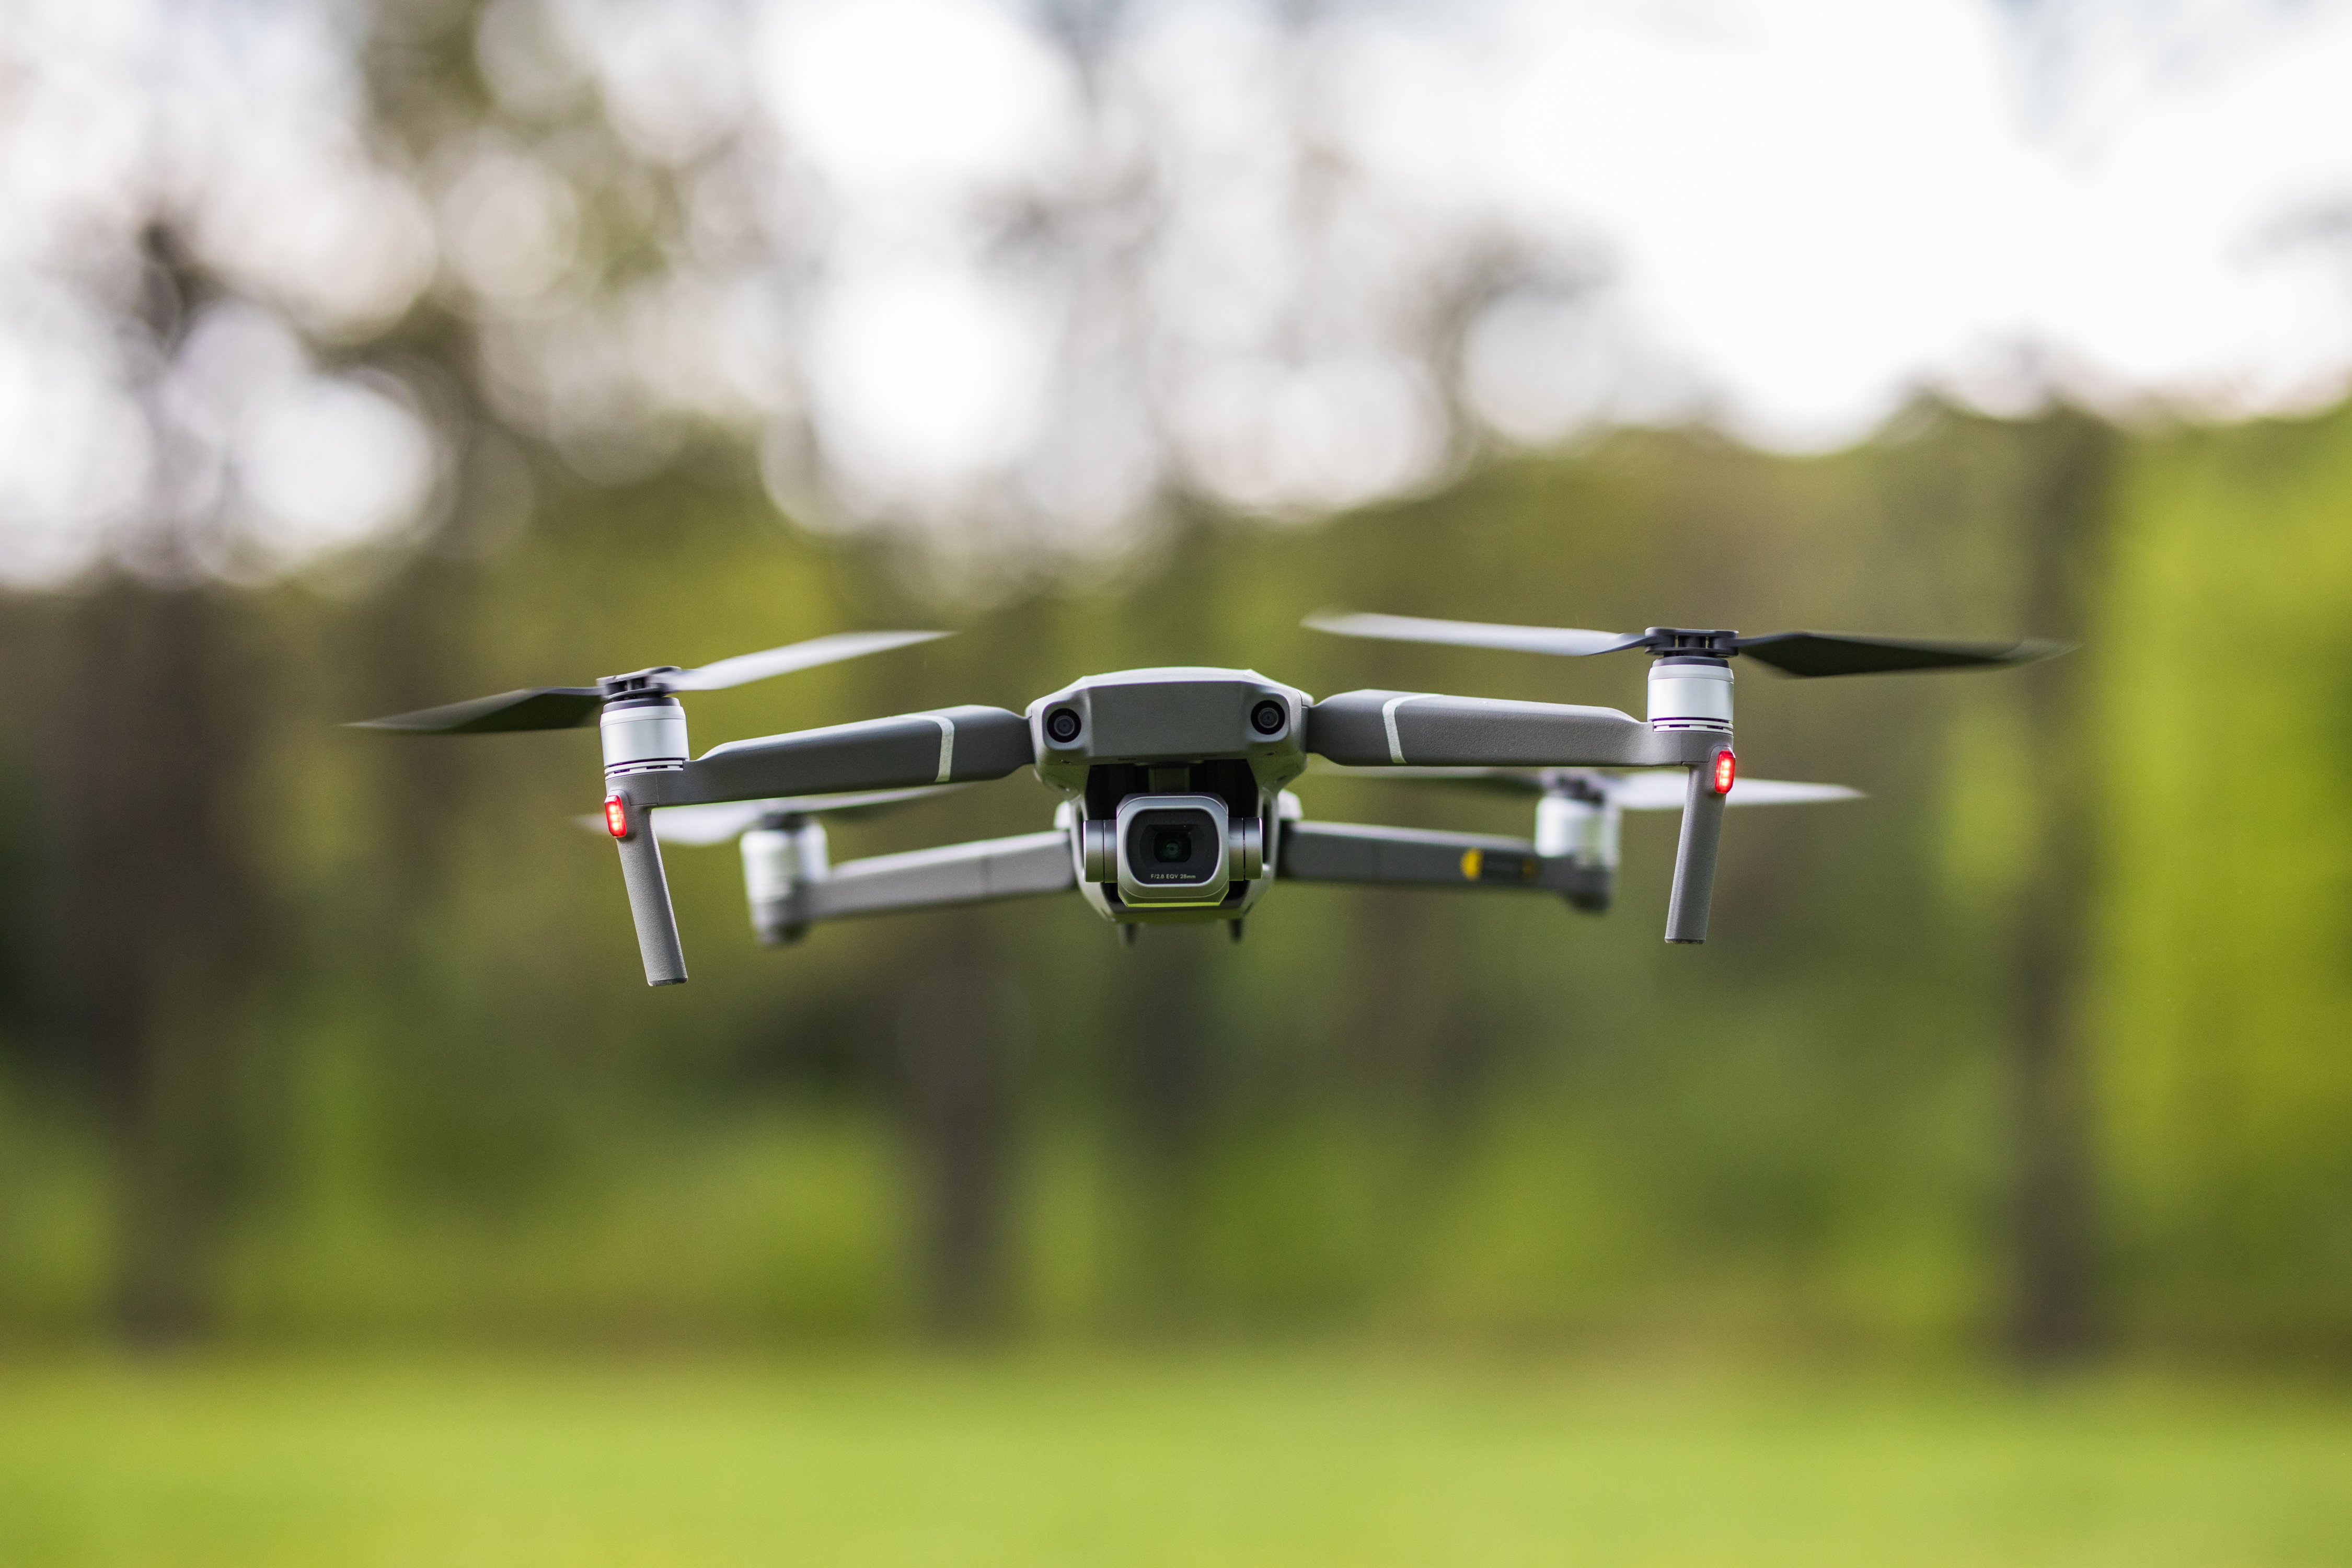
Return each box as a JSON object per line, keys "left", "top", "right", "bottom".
{"left": 753, "top": 830, "right": 1076, "bottom": 940}
{"left": 649, "top": 705, "right": 1035, "bottom": 805}
{"left": 1307, "top": 690, "right": 1731, "bottom": 938}
{"left": 1306, "top": 691, "right": 1713, "bottom": 769}
{"left": 1277, "top": 820, "right": 1611, "bottom": 909}
{"left": 1665, "top": 765, "right": 1726, "bottom": 943}
{"left": 601, "top": 705, "right": 1034, "bottom": 984}
{"left": 610, "top": 810, "right": 689, "bottom": 984}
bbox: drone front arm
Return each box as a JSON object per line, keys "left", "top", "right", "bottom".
{"left": 1277, "top": 820, "right": 1611, "bottom": 909}
{"left": 1664, "top": 764, "right": 1726, "bottom": 943}
{"left": 757, "top": 830, "right": 1076, "bottom": 937}
{"left": 599, "top": 705, "right": 1033, "bottom": 984}
{"left": 632, "top": 705, "right": 1036, "bottom": 809}
{"left": 1306, "top": 691, "right": 1713, "bottom": 769}
{"left": 611, "top": 808, "right": 689, "bottom": 984}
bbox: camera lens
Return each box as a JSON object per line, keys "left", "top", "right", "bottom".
{"left": 1045, "top": 707, "right": 1081, "bottom": 744}
{"left": 1150, "top": 826, "right": 1193, "bottom": 864}
{"left": 1250, "top": 700, "right": 1286, "bottom": 735}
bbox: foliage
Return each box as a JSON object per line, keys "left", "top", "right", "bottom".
{"left": 1, "top": 405, "right": 2348, "bottom": 1353}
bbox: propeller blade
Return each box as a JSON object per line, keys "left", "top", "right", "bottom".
{"left": 1608, "top": 773, "right": 1861, "bottom": 810}
{"left": 350, "top": 629, "right": 945, "bottom": 734}
{"left": 1733, "top": 632, "right": 2068, "bottom": 677}
{"left": 1304, "top": 610, "right": 1642, "bottom": 658}
{"left": 609, "top": 801, "right": 773, "bottom": 847}
{"left": 668, "top": 630, "right": 947, "bottom": 693}
{"left": 1307, "top": 610, "right": 2066, "bottom": 678}
{"left": 350, "top": 687, "right": 604, "bottom": 734}
{"left": 576, "top": 784, "right": 969, "bottom": 846}
{"left": 1311, "top": 760, "right": 1859, "bottom": 811}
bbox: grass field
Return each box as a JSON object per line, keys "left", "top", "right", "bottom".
{"left": 1, "top": 1353, "right": 2346, "bottom": 1566}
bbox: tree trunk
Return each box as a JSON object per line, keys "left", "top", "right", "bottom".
{"left": 50, "top": 579, "right": 266, "bottom": 1343}
{"left": 2006, "top": 410, "right": 2113, "bottom": 1364}
{"left": 1116, "top": 923, "right": 1215, "bottom": 1321}
{"left": 896, "top": 922, "right": 1017, "bottom": 1338}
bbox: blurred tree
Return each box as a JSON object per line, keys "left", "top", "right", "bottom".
{"left": 1114, "top": 925, "right": 1217, "bottom": 1323}
{"left": 49, "top": 574, "right": 270, "bottom": 1340}
{"left": 896, "top": 917, "right": 1019, "bottom": 1338}
{"left": 5, "top": 0, "right": 2348, "bottom": 1365}
{"left": 31, "top": 230, "right": 279, "bottom": 1340}
{"left": 2004, "top": 411, "right": 2114, "bottom": 1363}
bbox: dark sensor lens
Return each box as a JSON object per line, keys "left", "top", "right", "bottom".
{"left": 1250, "top": 700, "right": 1286, "bottom": 735}
{"left": 1045, "top": 707, "right": 1081, "bottom": 743}
{"left": 1151, "top": 826, "right": 1193, "bottom": 864}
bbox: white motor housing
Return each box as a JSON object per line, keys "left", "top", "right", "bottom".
{"left": 1645, "top": 659, "right": 1733, "bottom": 732}
{"left": 741, "top": 820, "right": 829, "bottom": 943}
{"left": 1537, "top": 792, "right": 1619, "bottom": 870}
{"left": 601, "top": 698, "right": 689, "bottom": 773}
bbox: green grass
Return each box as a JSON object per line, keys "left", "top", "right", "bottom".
{"left": 0, "top": 1354, "right": 2346, "bottom": 1566}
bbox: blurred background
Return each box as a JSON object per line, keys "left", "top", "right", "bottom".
{"left": 1, "top": 0, "right": 2349, "bottom": 1558}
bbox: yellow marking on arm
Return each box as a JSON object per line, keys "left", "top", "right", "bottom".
{"left": 1460, "top": 848, "right": 1482, "bottom": 881}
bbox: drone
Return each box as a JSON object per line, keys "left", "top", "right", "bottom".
{"left": 356, "top": 614, "right": 2062, "bottom": 985}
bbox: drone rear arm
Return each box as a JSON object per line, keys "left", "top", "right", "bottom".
{"left": 1307, "top": 692, "right": 1732, "bottom": 939}
{"left": 755, "top": 830, "right": 1075, "bottom": 939}
{"left": 1277, "top": 820, "right": 1611, "bottom": 909}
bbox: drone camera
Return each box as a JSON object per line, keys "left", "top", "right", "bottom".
{"left": 1110, "top": 793, "right": 1236, "bottom": 906}
{"left": 1249, "top": 699, "right": 1287, "bottom": 736}
{"left": 1045, "top": 706, "right": 1082, "bottom": 744}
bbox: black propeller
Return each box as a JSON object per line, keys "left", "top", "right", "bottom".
{"left": 1303, "top": 612, "right": 2065, "bottom": 677}
{"left": 351, "top": 630, "right": 947, "bottom": 734}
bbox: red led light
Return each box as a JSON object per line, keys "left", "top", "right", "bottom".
{"left": 603, "top": 794, "right": 628, "bottom": 838}
{"left": 1711, "top": 751, "right": 1736, "bottom": 795}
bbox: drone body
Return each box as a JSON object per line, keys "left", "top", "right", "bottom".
{"left": 1030, "top": 667, "right": 1300, "bottom": 927}
{"left": 358, "top": 616, "right": 2059, "bottom": 986}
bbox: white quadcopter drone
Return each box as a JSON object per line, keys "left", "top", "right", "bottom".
{"left": 356, "top": 615, "right": 2061, "bottom": 985}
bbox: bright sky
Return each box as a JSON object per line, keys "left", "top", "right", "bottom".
{"left": 1456, "top": 0, "right": 2352, "bottom": 443}
{"left": 2, "top": 0, "right": 2350, "bottom": 584}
